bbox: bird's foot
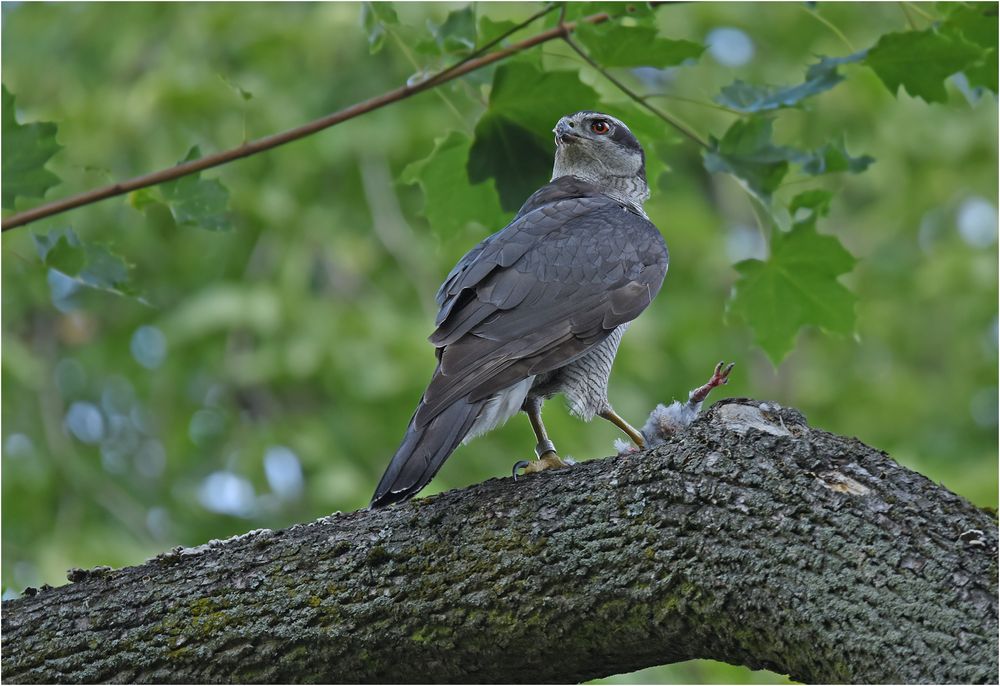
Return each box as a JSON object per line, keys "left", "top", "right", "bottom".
{"left": 687, "top": 361, "right": 735, "bottom": 406}
{"left": 512, "top": 452, "right": 576, "bottom": 481}
{"left": 638, "top": 361, "right": 738, "bottom": 449}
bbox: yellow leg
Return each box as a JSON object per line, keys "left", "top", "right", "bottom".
{"left": 513, "top": 398, "right": 573, "bottom": 478}
{"left": 599, "top": 409, "right": 645, "bottom": 449}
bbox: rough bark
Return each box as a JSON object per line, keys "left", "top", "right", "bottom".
{"left": 3, "top": 398, "right": 997, "bottom": 684}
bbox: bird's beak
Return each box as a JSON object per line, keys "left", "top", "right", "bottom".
{"left": 553, "top": 119, "right": 581, "bottom": 145}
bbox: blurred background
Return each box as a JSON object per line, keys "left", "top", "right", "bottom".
{"left": 2, "top": 3, "right": 996, "bottom": 683}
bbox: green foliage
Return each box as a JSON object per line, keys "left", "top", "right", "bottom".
{"left": 799, "top": 137, "right": 874, "bottom": 175}
{"left": 863, "top": 28, "right": 981, "bottom": 103}
{"left": 575, "top": 23, "right": 704, "bottom": 68}
{"left": 401, "top": 131, "right": 508, "bottom": 235}
{"left": 158, "top": 147, "right": 232, "bottom": 231}
{"left": 704, "top": 118, "right": 872, "bottom": 205}
{"left": 557, "top": 2, "right": 654, "bottom": 23}
{"left": 2, "top": 5, "right": 997, "bottom": 685}
{"left": 729, "top": 194, "right": 857, "bottom": 364}
{"left": 788, "top": 189, "right": 833, "bottom": 217}
{"left": 127, "top": 147, "right": 232, "bottom": 231}
{"left": 477, "top": 16, "right": 518, "bottom": 47}
{"left": 2, "top": 84, "right": 62, "bottom": 209}
{"left": 33, "top": 227, "right": 134, "bottom": 297}
{"left": 427, "top": 6, "right": 477, "bottom": 55}
{"left": 468, "top": 60, "right": 599, "bottom": 210}
{"left": 361, "top": 2, "right": 399, "bottom": 54}
{"left": 715, "top": 53, "right": 865, "bottom": 113}
{"left": 940, "top": 2, "right": 999, "bottom": 92}
{"left": 703, "top": 118, "right": 792, "bottom": 204}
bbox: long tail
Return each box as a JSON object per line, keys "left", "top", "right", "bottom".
{"left": 370, "top": 397, "right": 483, "bottom": 508}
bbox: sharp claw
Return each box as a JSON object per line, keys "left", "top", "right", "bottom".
{"left": 512, "top": 460, "right": 530, "bottom": 481}
{"left": 722, "top": 362, "right": 735, "bottom": 382}
{"left": 689, "top": 361, "right": 737, "bottom": 405}
{"left": 710, "top": 361, "right": 735, "bottom": 387}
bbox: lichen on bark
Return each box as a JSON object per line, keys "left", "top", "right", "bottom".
{"left": 2, "top": 399, "right": 997, "bottom": 684}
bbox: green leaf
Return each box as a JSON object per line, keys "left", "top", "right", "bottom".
{"left": 575, "top": 22, "right": 704, "bottom": 68}
{"left": 941, "top": 2, "right": 998, "bottom": 52}
{"left": 159, "top": 146, "right": 231, "bottom": 231}
{"left": 703, "top": 118, "right": 791, "bottom": 204}
{"left": 556, "top": 3, "right": 653, "bottom": 23}
{"left": 361, "top": 2, "right": 398, "bottom": 54}
{"left": 964, "top": 50, "right": 998, "bottom": 92}
{"left": 704, "top": 119, "right": 873, "bottom": 205}
{"left": 33, "top": 227, "right": 135, "bottom": 297}
{"left": 469, "top": 115, "right": 554, "bottom": 212}
{"left": 940, "top": 4, "right": 999, "bottom": 93}
{"left": 468, "top": 61, "right": 600, "bottom": 211}
{"left": 128, "top": 187, "right": 161, "bottom": 211}
{"left": 863, "top": 29, "right": 981, "bottom": 103}
{"left": 401, "top": 131, "right": 508, "bottom": 236}
{"left": 477, "top": 16, "right": 518, "bottom": 47}
{"left": 33, "top": 228, "right": 86, "bottom": 275}
{"left": 435, "top": 6, "right": 477, "bottom": 54}
{"left": 715, "top": 52, "right": 866, "bottom": 113}
{"left": 2, "top": 84, "right": 62, "bottom": 210}
{"left": 789, "top": 189, "right": 833, "bottom": 218}
{"left": 729, "top": 219, "right": 857, "bottom": 364}
{"left": 798, "top": 137, "right": 874, "bottom": 176}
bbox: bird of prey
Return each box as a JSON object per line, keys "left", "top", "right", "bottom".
{"left": 371, "top": 111, "right": 668, "bottom": 507}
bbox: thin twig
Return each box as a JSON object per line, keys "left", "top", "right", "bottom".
{"left": 560, "top": 32, "right": 709, "bottom": 148}
{"left": 433, "top": 2, "right": 559, "bottom": 84}
{"left": 1, "top": 3, "right": 597, "bottom": 233}
{"left": 904, "top": 2, "right": 936, "bottom": 22}
{"left": 387, "top": 28, "right": 467, "bottom": 128}
{"left": 899, "top": 2, "right": 919, "bottom": 30}
{"left": 803, "top": 7, "right": 857, "bottom": 53}
{"left": 643, "top": 92, "right": 743, "bottom": 115}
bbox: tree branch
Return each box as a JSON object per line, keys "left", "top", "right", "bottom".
{"left": 3, "top": 398, "right": 996, "bottom": 684}
{"left": 1, "top": 5, "right": 604, "bottom": 233}
{"left": 560, "top": 31, "right": 709, "bottom": 148}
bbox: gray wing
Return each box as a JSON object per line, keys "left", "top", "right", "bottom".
{"left": 415, "top": 177, "right": 668, "bottom": 428}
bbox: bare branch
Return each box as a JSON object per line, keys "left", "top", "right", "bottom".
{"left": 1, "top": 5, "right": 606, "bottom": 232}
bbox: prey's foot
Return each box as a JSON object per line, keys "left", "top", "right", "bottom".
{"left": 639, "top": 361, "right": 738, "bottom": 449}
{"left": 512, "top": 452, "right": 576, "bottom": 480}
{"left": 688, "top": 361, "right": 735, "bottom": 406}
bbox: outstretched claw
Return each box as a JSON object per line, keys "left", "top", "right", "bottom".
{"left": 512, "top": 452, "right": 575, "bottom": 481}
{"left": 688, "top": 361, "right": 735, "bottom": 407}
{"left": 637, "top": 361, "right": 738, "bottom": 449}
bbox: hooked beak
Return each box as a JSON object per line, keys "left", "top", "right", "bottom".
{"left": 553, "top": 119, "right": 581, "bottom": 145}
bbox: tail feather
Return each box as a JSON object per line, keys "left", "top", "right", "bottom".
{"left": 370, "top": 398, "right": 483, "bottom": 508}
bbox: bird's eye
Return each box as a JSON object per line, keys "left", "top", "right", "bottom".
{"left": 590, "top": 120, "right": 611, "bottom": 135}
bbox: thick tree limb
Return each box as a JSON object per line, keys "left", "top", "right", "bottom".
{"left": 3, "top": 398, "right": 997, "bottom": 684}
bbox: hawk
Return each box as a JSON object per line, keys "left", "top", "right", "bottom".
{"left": 371, "top": 111, "right": 669, "bottom": 507}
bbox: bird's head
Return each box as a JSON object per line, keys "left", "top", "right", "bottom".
{"left": 551, "top": 111, "right": 649, "bottom": 209}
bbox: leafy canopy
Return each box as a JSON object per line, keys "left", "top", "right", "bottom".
{"left": 4, "top": 0, "right": 998, "bottom": 367}
{"left": 863, "top": 29, "right": 981, "bottom": 103}
{"left": 467, "top": 60, "right": 600, "bottom": 210}
{"left": 728, "top": 192, "right": 857, "bottom": 364}
{"left": 575, "top": 22, "right": 704, "bottom": 69}
{"left": 2, "top": 84, "right": 62, "bottom": 209}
